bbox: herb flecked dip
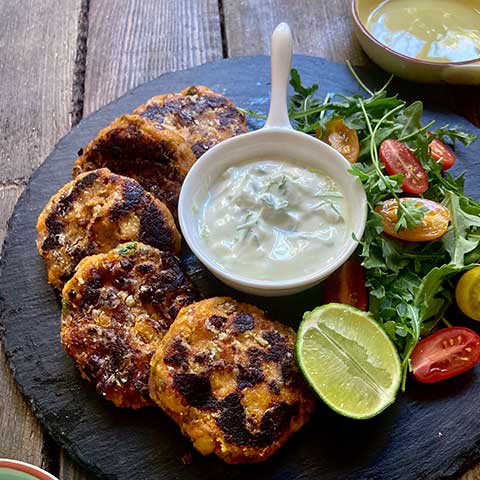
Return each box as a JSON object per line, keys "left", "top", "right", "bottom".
{"left": 197, "top": 159, "right": 348, "bottom": 281}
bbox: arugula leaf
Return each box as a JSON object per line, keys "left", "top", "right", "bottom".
{"left": 442, "top": 191, "right": 480, "bottom": 266}
{"left": 415, "top": 264, "right": 468, "bottom": 322}
{"left": 290, "top": 68, "right": 319, "bottom": 97}
{"left": 395, "top": 199, "right": 429, "bottom": 232}
{"left": 432, "top": 124, "right": 477, "bottom": 147}
{"left": 395, "top": 101, "right": 423, "bottom": 138}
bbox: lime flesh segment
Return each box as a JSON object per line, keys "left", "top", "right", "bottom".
{"left": 296, "top": 303, "right": 401, "bottom": 419}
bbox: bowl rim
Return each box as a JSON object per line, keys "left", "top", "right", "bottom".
{"left": 351, "top": 0, "right": 480, "bottom": 66}
{"left": 0, "top": 459, "right": 59, "bottom": 480}
{"left": 178, "top": 127, "right": 367, "bottom": 292}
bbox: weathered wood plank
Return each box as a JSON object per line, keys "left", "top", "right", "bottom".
{"left": 0, "top": 342, "right": 46, "bottom": 466}
{"left": 59, "top": 451, "right": 92, "bottom": 480}
{"left": 83, "top": 0, "right": 223, "bottom": 116}
{"left": 222, "top": 0, "right": 366, "bottom": 64}
{"left": 0, "top": 1, "right": 84, "bottom": 182}
{"left": 462, "top": 466, "right": 480, "bottom": 480}
{"left": 0, "top": 0, "right": 83, "bottom": 473}
{"left": 0, "top": 186, "right": 24, "bottom": 248}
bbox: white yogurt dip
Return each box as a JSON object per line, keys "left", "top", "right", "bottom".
{"left": 195, "top": 158, "right": 349, "bottom": 282}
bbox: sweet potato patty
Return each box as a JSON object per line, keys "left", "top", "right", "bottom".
{"left": 61, "top": 242, "right": 200, "bottom": 409}
{"left": 37, "top": 168, "right": 180, "bottom": 290}
{"left": 134, "top": 86, "right": 248, "bottom": 158}
{"left": 149, "top": 296, "right": 316, "bottom": 463}
{"left": 72, "top": 114, "right": 195, "bottom": 213}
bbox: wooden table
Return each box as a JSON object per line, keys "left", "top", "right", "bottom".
{"left": 1, "top": 1, "right": 479, "bottom": 478}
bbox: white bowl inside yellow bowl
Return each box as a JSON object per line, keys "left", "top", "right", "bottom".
{"left": 352, "top": 0, "right": 480, "bottom": 84}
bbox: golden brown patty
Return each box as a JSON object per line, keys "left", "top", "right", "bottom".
{"left": 37, "top": 168, "right": 180, "bottom": 290}
{"left": 61, "top": 242, "right": 200, "bottom": 409}
{"left": 134, "top": 86, "right": 248, "bottom": 158}
{"left": 72, "top": 115, "right": 195, "bottom": 213}
{"left": 149, "top": 297, "right": 316, "bottom": 463}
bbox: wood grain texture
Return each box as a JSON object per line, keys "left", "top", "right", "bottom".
{"left": 0, "top": 342, "right": 45, "bottom": 466}
{"left": 0, "top": 0, "right": 83, "bottom": 182}
{"left": 60, "top": 451, "right": 92, "bottom": 480}
{"left": 83, "top": 0, "right": 223, "bottom": 116}
{"left": 222, "top": 0, "right": 366, "bottom": 64}
{"left": 0, "top": 186, "right": 24, "bottom": 248}
{"left": 0, "top": 0, "right": 83, "bottom": 473}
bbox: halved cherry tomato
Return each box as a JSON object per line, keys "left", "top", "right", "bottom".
{"left": 322, "top": 259, "right": 368, "bottom": 310}
{"left": 379, "top": 139, "right": 428, "bottom": 194}
{"left": 411, "top": 327, "right": 480, "bottom": 383}
{"left": 456, "top": 266, "right": 480, "bottom": 321}
{"left": 322, "top": 118, "right": 360, "bottom": 164}
{"left": 375, "top": 198, "right": 450, "bottom": 242}
{"left": 429, "top": 136, "right": 456, "bottom": 170}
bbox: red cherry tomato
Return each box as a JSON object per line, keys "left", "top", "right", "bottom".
{"left": 379, "top": 139, "right": 429, "bottom": 194}
{"left": 429, "top": 137, "right": 456, "bottom": 170}
{"left": 322, "top": 259, "right": 368, "bottom": 311}
{"left": 411, "top": 327, "right": 480, "bottom": 384}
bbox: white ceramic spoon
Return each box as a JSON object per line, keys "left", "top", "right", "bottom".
{"left": 179, "top": 23, "right": 367, "bottom": 296}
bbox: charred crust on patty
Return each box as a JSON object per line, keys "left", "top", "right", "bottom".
{"left": 268, "top": 380, "right": 281, "bottom": 396}
{"left": 262, "top": 330, "right": 289, "bottom": 362}
{"left": 149, "top": 297, "right": 316, "bottom": 463}
{"left": 72, "top": 115, "right": 195, "bottom": 213}
{"left": 36, "top": 168, "right": 180, "bottom": 290}
{"left": 139, "top": 201, "right": 174, "bottom": 253}
{"left": 42, "top": 170, "right": 100, "bottom": 252}
{"left": 247, "top": 346, "right": 264, "bottom": 367}
{"left": 236, "top": 365, "right": 265, "bottom": 390}
{"left": 109, "top": 180, "right": 144, "bottom": 221}
{"left": 61, "top": 243, "right": 200, "bottom": 409}
{"left": 232, "top": 313, "right": 255, "bottom": 334}
{"left": 133, "top": 86, "right": 248, "bottom": 159}
{"left": 79, "top": 270, "right": 102, "bottom": 309}
{"left": 215, "top": 394, "right": 299, "bottom": 449}
{"left": 173, "top": 373, "right": 217, "bottom": 410}
{"left": 163, "top": 336, "right": 189, "bottom": 368}
{"left": 208, "top": 315, "right": 227, "bottom": 330}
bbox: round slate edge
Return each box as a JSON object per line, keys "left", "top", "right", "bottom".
{"left": 1, "top": 54, "right": 480, "bottom": 480}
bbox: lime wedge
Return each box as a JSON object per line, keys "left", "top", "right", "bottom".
{"left": 296, "top": 303, "right": 401, "bottom": 419}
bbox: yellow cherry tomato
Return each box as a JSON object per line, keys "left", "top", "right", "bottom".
{"left": 456, "top": 267, "right": 480, "bottom": 321}
{"left": 375, "top": 198, "right": 451, "bottom": 242}
{"left": 322, "top": 118, "right": 360, "bottom": 163}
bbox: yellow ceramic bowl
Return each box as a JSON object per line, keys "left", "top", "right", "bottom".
{"left": 352, "top": 0, "right": 480, "bottom": 85}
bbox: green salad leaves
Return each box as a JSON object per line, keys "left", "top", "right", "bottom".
{"left": 243, "top": 65, "right": 480, "bottom": 387}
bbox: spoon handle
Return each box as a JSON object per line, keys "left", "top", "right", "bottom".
{"left": 265, "top": 22, "right": 293, "bottom": 129}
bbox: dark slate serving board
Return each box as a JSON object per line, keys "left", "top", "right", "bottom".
{"left": 2, "top": 55, "right": 480, "bottom": 480}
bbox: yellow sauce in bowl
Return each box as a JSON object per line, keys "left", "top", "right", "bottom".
{"left": 367, "top": 0, "right": 480, "bottom": 63}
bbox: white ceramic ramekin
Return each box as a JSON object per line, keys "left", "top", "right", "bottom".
{"left": 179, "top": 23, "right": 367, "bottom": 296}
